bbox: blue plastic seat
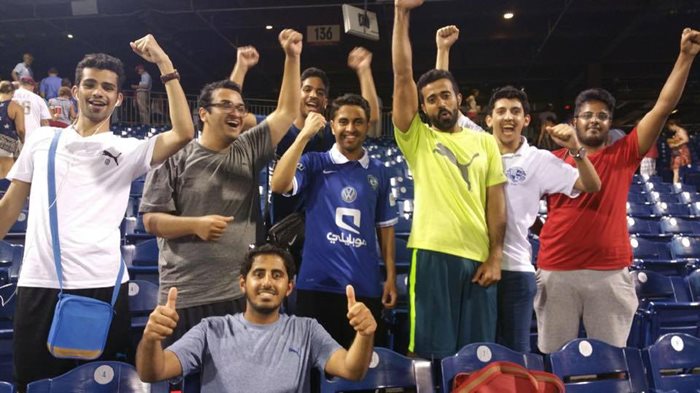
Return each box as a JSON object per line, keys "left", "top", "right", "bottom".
{"left": 321, "top": 348, "right": 433, "bottom": 393}
{"left": 128, "top": 280, "right": 159, "bottom": 346}
{"left": 0, "top": 283, "right": 16, "bottom": 383}
{"left": 659, "top": 216, "right": 700, "bottom": 236}
{"left": 0, "top": 179, "right": 9, "bottom": 192}
{"left": 654, "top": 202, "right": 692, "bottom": 218}
{"left": 394, "top": 237, "right": 411, "bottom": 273}
{"left": 545, "top": 339, "right": 648, "bottom": 393}
{"left": 670, "top": 236, "right": 700, "bottom": 262}
{"left": 626, "top": 217, "right": 664, "bottom": 238}
{"left": 131, "top": 238, "right": 159, "bottom": 266}
{"left": 687, "top": 269, "right": 700, "bottom": 301}
{"left": 441, "top": 342, "right": 544, "bottom": 391}
{"left": 643, "top": 333, "right": 700, "bottom": 392}
{"left": 26, "top": 361, "right": 169, "bottom": 392}
{"left": 627, "top": 202, "right": 657, "bottom": 218}
{"left": 0, "top": 381, "right": 13, "bottom": 393}
{"left": 629, "top": 236, "right": 672, "bottom": 261}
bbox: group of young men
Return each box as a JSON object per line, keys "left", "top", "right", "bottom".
{"left": 0, "top": 0, "right": 699, "bottom": 391}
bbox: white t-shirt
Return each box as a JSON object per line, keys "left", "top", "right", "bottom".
{"left": 13, "top": 62, "right": 33, "bottom": 79}
{"left": 7, "top": 126, "right": 157, "bottom": 289}
{"left": 12, "top": 87, "right": 51, "bottom": 140}
{"left": 501, "top": 137, "right": 579, "bottom": 272}
{"left": 458, "top": 112, "right": 484, "bottom": 132}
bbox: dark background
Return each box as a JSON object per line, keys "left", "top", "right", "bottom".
{"left": 2, "top": 0, "right": 699, "bottom": 126}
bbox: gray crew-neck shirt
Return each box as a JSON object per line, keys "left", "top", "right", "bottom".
{"left": 140, "top": 122, "right": 273, "bottom": 308}
{"left": 167, "top": 313, "right": 342, "bottom": 393}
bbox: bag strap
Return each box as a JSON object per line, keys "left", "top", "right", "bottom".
{"left": 47, "top": 129, "right": 124, "bottom": 306}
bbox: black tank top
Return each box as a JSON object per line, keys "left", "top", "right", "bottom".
{"left": 0, "top": 99, "right": 18, "bottom": 140}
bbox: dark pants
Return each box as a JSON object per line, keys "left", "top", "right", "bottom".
{"left": 296, "top": 289, "right": 386, "bottom": 349}
{"left": 496, "top": 270, "right": 537, "bottom": 353}
{"left": 13, "top": 284, "right": 131, "bottom": 393}
{"left": 163, "top": 297, "right": 247, "bottom": 348}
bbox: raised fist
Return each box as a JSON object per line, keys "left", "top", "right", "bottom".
{"left": 348, "top": 47, "right": 373, "bottom": 72}
{"left": 436, "top": 25, "right": 460, "bottom": 50}
{"left": 279, "top": 29, "right": 303, "bottom": 57}
{"left": 236, "top": 46, "right": 260, "bottom": 70}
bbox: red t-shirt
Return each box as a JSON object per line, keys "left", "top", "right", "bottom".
{"left": 538, "top": 129, "right": 642, "bottom": 271}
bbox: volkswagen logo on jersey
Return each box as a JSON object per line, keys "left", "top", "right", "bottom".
{"left": 341, "top": 186, "right": 357, "bottom": 203}
{"left": 506, "top": 166, "right": 527, "bottom": 185}
{"left": 367, "top": 175, "right": 379, "bottom": 191}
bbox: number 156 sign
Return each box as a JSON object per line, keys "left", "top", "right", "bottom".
{"left": 307, "top": 25, "right": 340, "bottom": 45}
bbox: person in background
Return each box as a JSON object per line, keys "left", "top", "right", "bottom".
{"left": 667, "top": 119, "right": 692, "bottom": 183}
{"left": 0, "top": 81, "right": 25, "bottom": 178}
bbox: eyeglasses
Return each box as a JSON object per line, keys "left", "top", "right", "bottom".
{"left": 576, "top": 112, "right": 611, "bottom": 122}
{"left": 209, "top": 101, "right": 247, "bottom": 114}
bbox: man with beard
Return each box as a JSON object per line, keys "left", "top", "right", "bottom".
{"left": 0, "top": 34, "right": 194, "bottom": 391}
{"left": 138, "top": 29, "right": 302, "bottom": 345}
{"left": 392, "top": 0, "right": 507, "bottom": 359}
{"left": 535, "top": 28, "right": 700, "bottom": 354}
{"left": 230, "top": 46, "right": 381, "bottom": 225}
{"left": 270, "top": 94, "right": 398, "bottom": 348}
{"left": 136, "top": 244, "right": 376, "bottom": 392}
{"left": 484, "top": 86, "right": 600, "bottom": 353}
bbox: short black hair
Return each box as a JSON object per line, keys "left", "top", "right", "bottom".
{"left": 301, "top": 67, "right": 329, "bottom": 95}
{"left": 487, "top": 85, "right": 531, "bottom": 115}
{"left": 241, "top": 243, "right": 296, "bottom": 278}
{"left": 197, "top": 79, "right": 243, "bottom": 129}
{"left": 416, "top": 69, "right": 460, "bottom": 105}
{"left": 330, "top": 93, "right": 370, "bottom": 121}
{"left": 574, "top": 88, "right": 616, "bottom": 117}
{"left": 75, "top": 53, "right": 126, "bottom": 91}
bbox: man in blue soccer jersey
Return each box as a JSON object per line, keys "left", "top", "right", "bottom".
{"left": 231, "top": 46, "right": 382, "bottom": 224}
{"left": 271, "top": 94, "right": 398, "bottom": 348}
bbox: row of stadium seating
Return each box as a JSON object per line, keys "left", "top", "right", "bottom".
{"left": 0, "top": 334, "right": 698, "bottom": 392}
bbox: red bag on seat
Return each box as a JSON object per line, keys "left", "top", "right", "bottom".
{"left": 452, "top": 361, "right": 564, "bottom": 393}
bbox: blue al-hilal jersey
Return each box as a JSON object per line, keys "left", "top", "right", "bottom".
{"left": 290, "top": 145, "right": 398, "bottom": 298}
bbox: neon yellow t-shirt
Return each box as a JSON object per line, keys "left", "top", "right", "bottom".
{"left": 395, "top": 114, "right": 506, "bottom": 262}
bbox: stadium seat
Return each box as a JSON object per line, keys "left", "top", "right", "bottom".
{"left": 626, "top": 217, "right": 664, "bottom": 239}
{"left": 629, "top": 184, "right": 647, "bottom": 194}
{"left": 128, "top": 280, "right": 159, "bottom": 346}
{"left": 394, "top": 237, "right": 411, "bottom": 273}
{"left": 629, "top": 236, "right": 672, "bottom": 261}
{"left": 130, "top": 180, "right": 145, "bottom": 197}
{"left": 0, "top": 382, "right": 13, "bottom": 393}
{"left": 687, "top": 269, "right": 700, "bottom": 301}
{"left": 659, "top": 216, "right": 700, "bottom": 236}
{"left": 643, "top": 333, "right": 700, "bottom": 392}
{"left": 0, "top": 179, "right": 9, "bottom": 192}
{"left": 645, "top": 181, "right": 675, "bottom": 194}
{"left": 545, "top": 339, "right": 648, "bottom": 393}
{"left": 5, "top": 210, "right": 28, "bottom": 242}
{"left": 670, "top": 236, "right": 700, "bottom": 261}
{"left": 0, "top": 283, "right": 16, "bottom": 383}
{"left": 321, "top": 348, "right": 433, "bottom": 393}
{"left": 131, "top": 238, "right": 159, "bottom": 266}
{"left": 626, "top": 192, "right": 651, "bottom": 204}
{"left": 26, "top": 361, "right": 168, "bottom": 392}
{"left": 678, "top": 191, "right": 700, "bottom": 204}
{"left": 654, "top": 202, "right": 693, "bottom": 218}
{"left": 125, "top": 216, "right": 155, "bottom": 243}
{"left": 630, "top": 270, "right": 700, "bottom": 347}
{"left": 441, "top": 342, "right": 544, "bottom": 391}
{"left": 627, "top": 202, "right": 657, "bottom": 218}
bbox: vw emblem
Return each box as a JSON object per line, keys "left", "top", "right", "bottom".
{"left": 341, "top": 186, "right": 357, "bottom": 203}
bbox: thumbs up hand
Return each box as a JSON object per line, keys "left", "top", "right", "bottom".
{"left": 345, "top": 285, "right": 377, "bottom": 337}
{"left": 144, "top": 287, "right": 180, "bottom": 342}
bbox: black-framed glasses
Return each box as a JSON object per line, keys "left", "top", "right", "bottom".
{"left": 576, "top": 111, "right": 611, "bottom": 122}
{"left": 209, "top": 101, "right": 247, "bottom": 114}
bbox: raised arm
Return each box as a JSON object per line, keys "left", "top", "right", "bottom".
{"left": 269, "top": 112, "right": 326, "bottom": 194}
{"left": 392, "top": 0, "right": 424, "bottom": 132}
{"left": 265, "top": 29, "right": 302, "bottom": 146}
{"left": 348, "top": 47, "right": 381, "bottom": 137}
{"left": 129, "top": 34, "right": 195, "bottom": 166}
{"left": 548, "top": 124, "right": 601, "bottom": 193}
{"left": 324, "top": 286, "right": 376, "bottom": 380}
{"left": 637, "top": 28, "right": 699, "bottom": 156}
{"left": 0, "top": 181, "right": 31, "bottom": 239}
{"left": 136, "top": 287, "right": 183, "bottom": 382}
{"left": 229, "top": 46, "right": 259, "bottom": 90}
{"left": 435, "top": 25, "right": 459, "bottom": 70}
{"left": 472, "top": 183, "right": 505, "bottom": 287}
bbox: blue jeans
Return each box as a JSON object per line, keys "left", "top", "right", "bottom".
{"left": 497, "top": 270, "right": 536, "bottom": 353}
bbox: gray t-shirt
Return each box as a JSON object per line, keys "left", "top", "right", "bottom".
{"left": 139, "top": 122, "right": 273, "bottom": 308}
{"left": 168, "top": 313, "right": 342, "bottom": 393}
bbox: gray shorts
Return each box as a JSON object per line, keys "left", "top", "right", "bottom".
{"left": 534, "top": 268, "right": 638, "bottom": 354}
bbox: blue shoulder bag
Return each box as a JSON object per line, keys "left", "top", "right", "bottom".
{"left": 45, "top": 129, "right": 125, "bottom": 360}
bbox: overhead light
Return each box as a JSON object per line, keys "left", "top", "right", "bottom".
{"left": 503, "top": 12, "right": 514, "bottom": 19}
{"left": 671, "top": 109, "right": 679, "bottom": 114}
{"left": 265, "top": 25, "right": 273, "bottom": 30}
{"left": 66, "top": 33, "right": 74, "bottom": 39}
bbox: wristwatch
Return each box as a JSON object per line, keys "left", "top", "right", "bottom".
{"left": 569, "top": 146, "right": 586, "bottom": 160}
